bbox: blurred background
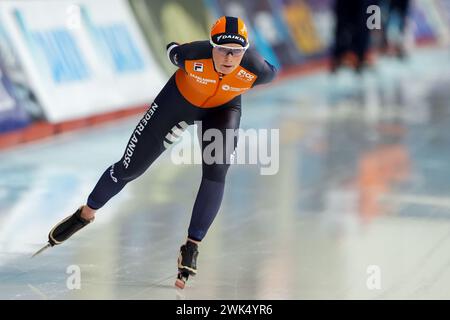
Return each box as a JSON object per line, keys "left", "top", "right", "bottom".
{"left": 1, "top": 0, "right": 450, "bottom": 299}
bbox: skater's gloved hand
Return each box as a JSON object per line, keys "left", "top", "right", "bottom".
{"left": 166, "top": 42, "right": 180, "bottom": 51}
{"left": 166, "top": 42, "right": 181, "bottom": 66}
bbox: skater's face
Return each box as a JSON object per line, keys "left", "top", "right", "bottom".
{"left": 212, "top": 43, "right": 246, "bottom": 74}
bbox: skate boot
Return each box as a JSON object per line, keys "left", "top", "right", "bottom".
{"left": 32, "top": 206, "right": 94, "bottom": 257}
{"left": 48, "top": 206, "right": 93, "bottom": 245}
{"left": 175, "top": 241, "right": 199, "bottom": 289}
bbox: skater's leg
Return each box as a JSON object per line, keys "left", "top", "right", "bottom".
{"left": 353, "top": 0, "right": 371, "bottom": 70}
{"left": 80, "top": 204, "right": 96, "bottom": 220}
{"left": 332, "top": 0, "right": 347, "bottom": 68}
{"left": 86, "top": 76, "right": 196, "bottom": 215}
{"left": 176, "top": 106, "right": 240, "bottom": 285}
{"left": 187, "top": 106, "right": 241, "bottom": 242}
{"left": 46, "top": 103, "right": 172, "bottom": 247}
{"left": 86, "top": 103, "right": 168, "bottom": 212}
{"left": 44, "top": 76, "right": 199, "bottom": 250}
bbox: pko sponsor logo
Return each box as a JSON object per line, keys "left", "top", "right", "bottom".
{"left": 123, "top": 103, "right": 158, "bottom": 169}
{"left": 221, "top": 84, "right": 246, "bottom": 92}
{"left": 236, "top": 69, "right": 255, "bottom": 82}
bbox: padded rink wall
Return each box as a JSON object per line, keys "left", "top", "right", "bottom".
{"left": 1, "top": 0, "right": 449, "bottom": 149}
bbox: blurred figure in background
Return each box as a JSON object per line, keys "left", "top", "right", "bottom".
{"left": 381, "top": 0, "right": 411, "bottom": 58}
{"left": 331, "top": 0, "right": 373, "bottom": 72}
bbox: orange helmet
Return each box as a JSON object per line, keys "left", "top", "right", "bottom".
{"left": 210, "top": 16, "right": 249, "bottom": 47}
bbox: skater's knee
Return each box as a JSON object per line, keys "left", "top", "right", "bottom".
{"left": 202, "top": 163, "right": 230, "bottom": 182}
{"left": 110, "top": 161, "right": 144, "bottom": 183}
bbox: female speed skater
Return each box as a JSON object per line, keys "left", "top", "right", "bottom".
{"left": 36, "top": 16, "right": 277, "bottom": 289}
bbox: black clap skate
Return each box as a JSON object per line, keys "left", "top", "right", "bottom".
{"left": 32, "top": 206, "right": 94, "bottom": 257}
{"left": 175, "top": 241, "right": 199, "bottom": 289}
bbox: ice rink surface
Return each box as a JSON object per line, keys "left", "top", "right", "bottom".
{"left": 1, "top": 47, "right": 450, "bottom": 299}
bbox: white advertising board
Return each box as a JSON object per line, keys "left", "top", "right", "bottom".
{"left": 0, "top": 0, "right": 166, "bottom": 122}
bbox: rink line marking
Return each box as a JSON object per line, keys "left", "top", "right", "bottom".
{"left": 383, "top": 194, "right": 450, "bottom": 208}
{"left": 374, "top": 225, "right": 450, "bottom": 299}
{"left": 0, "top": 253, "right": 69, "bottom": 285}
{"left": 128, "top": 273, "right": 179, "bottom": 299}
{"left": 27, "top": 284, "right": 48, "bottom": 300}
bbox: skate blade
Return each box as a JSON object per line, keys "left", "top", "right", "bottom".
{"left": 175, "top": 272, "right": 189, "bottom": 289}
{"left": 175, "top": 278, "right": 185, "bottom": 289}
{"left": 31, "top": 243, "right": 51, "bottom": 258}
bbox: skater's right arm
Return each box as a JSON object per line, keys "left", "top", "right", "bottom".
{"left": 166, "top": 41, "right": 212, "bottom": 71}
